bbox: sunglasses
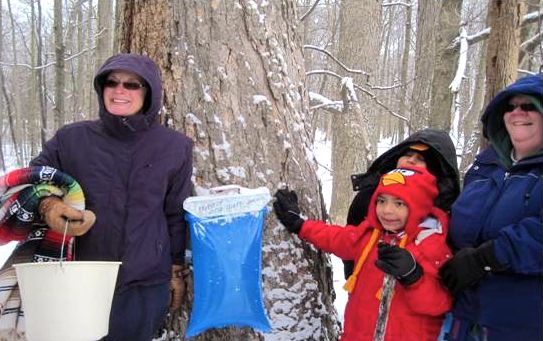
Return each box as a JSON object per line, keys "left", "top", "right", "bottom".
{"left": 104, "top": 79, "right": 145, "bottom": 91}
{"left": 504, "top": 103, "right": 538, "bottom": 112}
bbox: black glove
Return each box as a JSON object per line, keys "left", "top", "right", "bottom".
{"left": 439, "top": 241, "right": 505, "bottom": 295}
{"left": 375, "top": 242, "right": 423, "bottom": 286}
{"left": 273, "top": 189, "right": 305, "bottom": 234}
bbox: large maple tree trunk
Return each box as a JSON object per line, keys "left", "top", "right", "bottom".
{"left": 118, "top": 1, "right": 339, "bottom": 340}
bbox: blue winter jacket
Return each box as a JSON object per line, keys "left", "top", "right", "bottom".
{"left": 449, "top": 74, "right": 543, "bottom": 341}
{"left": 30, "top": 54, "right": 193, "bottom": 291}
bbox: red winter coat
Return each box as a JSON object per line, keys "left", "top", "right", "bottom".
{"left": 300, "top": 207, "right": 452, "bottom": 341}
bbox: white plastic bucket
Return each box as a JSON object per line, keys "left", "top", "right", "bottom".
{"left": 14, "top": 261, "right": 121, "bottom": 341}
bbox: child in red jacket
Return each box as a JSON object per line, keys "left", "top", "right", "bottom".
{"left": 274, "top": 167, "right": 452, "bottom": 341}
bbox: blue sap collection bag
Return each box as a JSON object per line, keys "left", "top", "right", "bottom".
{"left": 183, "top": 186, "right": 272, "bottom": 337}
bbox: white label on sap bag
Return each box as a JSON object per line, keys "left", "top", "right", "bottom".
{"left": 183, "top": 187, "right": 271, "bottom": 218}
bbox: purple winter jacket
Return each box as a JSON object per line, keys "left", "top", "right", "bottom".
{"left": 30, "top": 54, "right": 193, "bottom": 291}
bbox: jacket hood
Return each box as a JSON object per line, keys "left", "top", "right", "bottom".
{"left": 94, "top": 53, "right": 162, "bottom": 136}
{"left": 366, "top": 166, "right": 438, "bottom": 240}
{"left": 351, "top": 128, "right": 460, "bottom": 211}
{"left": 481, "top": 74, "right": 543, "bottom": 166}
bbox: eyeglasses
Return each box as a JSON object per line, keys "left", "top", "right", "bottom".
{"left": 504, "top": 103, "right": 538, "bottom": 112}
{"left": 104, "top": 79, "right": 145, "bottom": 91}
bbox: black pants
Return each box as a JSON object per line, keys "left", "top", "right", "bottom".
{"left": 101, "top": 282, "right": 169, "bottom": 341}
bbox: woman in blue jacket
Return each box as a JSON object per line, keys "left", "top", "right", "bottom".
{"left": 440, "top": 74, "right": 543, "bottom": 341}
{"left": 32, "top": 54, "right": 193, "bottom": 340}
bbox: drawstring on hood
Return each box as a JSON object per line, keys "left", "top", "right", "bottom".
{"left": 93, "top": 54, "right": 163, "bottom": 137}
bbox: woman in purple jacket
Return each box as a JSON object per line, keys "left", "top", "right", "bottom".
{"left": 32, "top": 54, "right": 193, "bottom": 340}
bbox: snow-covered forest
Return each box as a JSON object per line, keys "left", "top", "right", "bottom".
{"left": 1, "top": 0, "right": 542, "bottom": 340}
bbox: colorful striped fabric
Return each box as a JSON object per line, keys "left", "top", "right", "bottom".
{"left": 0, "top": 166, "right": 86, "bottom": 338}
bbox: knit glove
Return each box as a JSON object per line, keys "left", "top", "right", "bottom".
{"left": 375, "top": 243, "right": 423, "bottom": 286}
{"left": 170, "top": 264, "right": 187, "bottom": 310}
{"left": 439, "top": 241, "right": 505, "bottom": 295}
{"left": 39, "top": 196, "right": 96, "bottom": 236}
{"left": 273, "top": 189, "right": 305, "bottom": 234}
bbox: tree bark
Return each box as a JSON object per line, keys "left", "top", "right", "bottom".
{"left": 484, "top": 0, "right": 526, "bottom": 105}
{"left": 96, "top": 0, "right": 113, "bottom": 69}
{"left": 410, "top": 0, "right": 438, "bottom": 132}
{"left": 329, "top": 0, "right": 381, "bottom": 226}
{"left": 118, "top": 1, "right": 339, "bottom": 340}
{"left": 430, "top": 0, "right": 463, "bottom": 131}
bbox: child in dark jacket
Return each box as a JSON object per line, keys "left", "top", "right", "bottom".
{"left": 274, "top": 167, "right": 452, "bottom": 341}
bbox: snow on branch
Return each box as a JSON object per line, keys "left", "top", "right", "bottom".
{"left": 341, "top": 77, "right": 359, "bottom": 103}
{"left": 449, "top": 27, "right": 468, "bottom": 93}
{"left": 306, "top": 70, "right": 408, "bottom": 123}
{"left": 518, "top": 69, "right": 539, "bottom": 76}
{"left": 366, "top": 82, "right": 403, "bottom": 91}
{"left": 520, "top": 31, "right": 543, "bottom": 62}
{"left": 382, "top": 1, "right": 411, "bottom": 8}
{"left": 449, "top": 11, "right": 543, "bottom": 51}
{"left": 309, "top": 91, "right": 343, "bottom": 114}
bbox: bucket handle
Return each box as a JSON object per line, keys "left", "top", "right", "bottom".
{"left": 59, "top": 219, "right": 70, "bottom": 267}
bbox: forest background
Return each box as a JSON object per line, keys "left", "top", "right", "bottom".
{"left": 0, "top": 0, "right": 542, "bottom": 340}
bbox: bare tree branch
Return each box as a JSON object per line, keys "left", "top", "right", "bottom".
{"left": 306, "top": 69, "right": 343, "bottom": 78}
{"left": 0, "top": 44, "right": 97, "bottom": 70}
{"left": 299, "top": 0, "right": 321, "bottom": 22}
{"left": 520, "top": 32, "right": 543, "bottom": 61}
{"left": 449, "top": 10, "right": 543, "bottom": 51}
{"left": 306, "top": 70, "right": 409, "bottom": 123}
{"left": 0, "top": 28, "right": 105, "bottom": 70}
{"left": 353, "top": 83, "right": 409, "bottom": 123}
{"left": 304, "top": 45, "right": 370, "bottom": 77}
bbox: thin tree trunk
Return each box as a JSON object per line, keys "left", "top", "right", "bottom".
{"left": 54, "top": 0, "right": 65, "bottom": 131}
{"left": 113, "top": 0, "right": 123, "bottom": 54}
{"left": 398, "top": 0, "right": 412, "bottom": 141}
{"left": 6, "top": 0, "right": 22, "bottom": 166}
{"left": 0, "top": 0, "right": 7, "bottom": 171}
{"left": 96, "top": 0, "right": 113, "bottom": 69}
{"left": 29, "top": 0, "right": 38, "bottom": 159}
{"left": 460, "top": 42, "right": 486, "bottom": 176}
{"left": 75, "top": 1, "right": 85, "bottom": 121}
{"left": 410, "top": 0, "right": 438, "bottom": 132}
{"left": 87, "top": 0, "right": 97, "bottom": 118}
{"left": 430, "top": 0, "right": 463, "bottom": 131}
